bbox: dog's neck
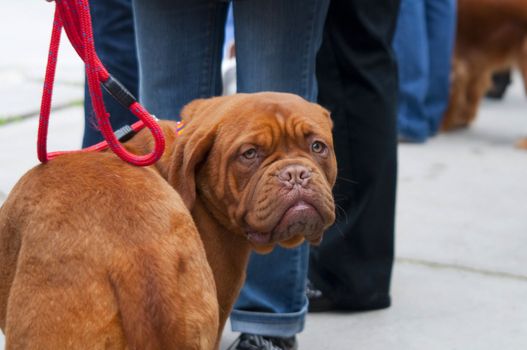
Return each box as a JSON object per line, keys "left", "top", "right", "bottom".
{"left": 191, "top": 196, "right": 252, "bottom": 342}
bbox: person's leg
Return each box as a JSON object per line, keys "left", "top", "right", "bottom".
{"left": 425, "top": 0, "right": 456, "bottom": 135}
{"left": 309, "top": 0, "right": 400, "bottom": 311}
{"left": 392, "top": 0, "right": 429, "bottom": 142}
{"left": 83, "top": 0, "right": 139, "bottom": 147}
{"left": 234, "top": 0, "right": 328, "bottom": 100}
{"left": 229, "top": 0, "right": 329, "bottom": 338}
{"left": 231, "top": 244, "right": 309, "bottom": 337}
{"left": 132, "top": 0, "right": 228, "bottom": 119}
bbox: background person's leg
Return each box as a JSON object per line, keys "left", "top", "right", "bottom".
{"left": 425, "top": 0, "right": 456, "bottom": 135}
{"left": 393, "top": 0, "right": 429, "bottom": 142}
{"left": 309, "top": 0, "right": 400, "bottom": 311}
{"left": 83, "top": 0, "right": 139, "bottom": 147}
{"left": 132, "top": 0, "right": 228, "bottom": 119}
{"left": 486, "top": 70, "right": 512, "bottom": 100}
{"left": 230, "top": 0, "right": 329, "bottom": 338}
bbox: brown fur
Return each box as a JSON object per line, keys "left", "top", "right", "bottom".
{"left": 0, "top": 92, "right": 337, "bottom": 349}
{"left": 442, "top": 0, "right": 527, "bottom": 148}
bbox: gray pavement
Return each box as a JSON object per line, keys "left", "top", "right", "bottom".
{"left": 1, "top": 2, "right": 527, "bottom": 349}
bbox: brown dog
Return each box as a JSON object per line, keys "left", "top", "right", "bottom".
{"left": 0, "top": 92, "right": 337, "bottom": 349}
{"left": 442, "top": 0, "right": 527, "bottom": 148}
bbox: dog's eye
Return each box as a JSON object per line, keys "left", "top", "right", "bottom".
{"left": 311, "top": 141, "right": 327, "bottom": 154}
{"left": 242, "top": 148, "right": 258, "bottom": 160}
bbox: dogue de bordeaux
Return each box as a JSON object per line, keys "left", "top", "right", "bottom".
{"left": 442, "top": 0, "right": 527, "bottom": 148}
{"left": 0, "top": 92, "right": 337, "bottom": 349}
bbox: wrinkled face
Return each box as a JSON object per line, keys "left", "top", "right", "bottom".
{"left": 193, "top": 93, "right": 337, "bottom": 254}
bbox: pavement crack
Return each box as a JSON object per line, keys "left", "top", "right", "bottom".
{"left": 0, "top": 99, "right": 83, "bottom": 126}
{"left": 396, "top": 257, "right": 527, "bottom": 282}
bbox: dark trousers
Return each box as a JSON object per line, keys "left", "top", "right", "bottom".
{"left": 83, "top": 0, "right": 139, "bottom": 147}
{"left": 309, "top": 0, "right": 400, "bottom": 310}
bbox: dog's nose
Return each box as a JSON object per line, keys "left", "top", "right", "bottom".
{"left": 278, "top": 165, "right": 312, "bottom": 186}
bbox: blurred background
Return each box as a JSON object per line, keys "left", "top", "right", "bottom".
{"left": 0, "top": 1, "right": 526, "bottom": 349}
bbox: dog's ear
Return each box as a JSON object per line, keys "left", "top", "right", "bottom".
{"left": 168, "top": 99, "right": 221, "bottom": 209}
{"left": 315, "top": 104, "right": 333, "bottom": 128}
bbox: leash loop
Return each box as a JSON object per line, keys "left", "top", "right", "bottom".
{"left": 38, "top": 0, "right": 165, "bottom": 166}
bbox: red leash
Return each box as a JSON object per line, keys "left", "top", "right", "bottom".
{"left": 38, "top": 0, "right": 165, "bottom": 166}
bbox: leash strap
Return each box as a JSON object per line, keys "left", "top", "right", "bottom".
{"left": 38, "top": 0, "right": 165, "bottom": 166}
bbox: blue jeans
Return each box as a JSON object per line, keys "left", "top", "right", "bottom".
{"left": 83, "top": 0, "right": 139, "bottom": 147}
{"left": 132, "top": 0, "right": 329, "bottom": 337}
{"left": 393, "top": 0, "right": 456, "bottom": 142}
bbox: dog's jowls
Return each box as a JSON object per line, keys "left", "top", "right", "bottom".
{"left": 0, "top": 92, "right": 337, "bottom": 349}
{"left": 442, "top": 0, "right": 527, "bottom": 146}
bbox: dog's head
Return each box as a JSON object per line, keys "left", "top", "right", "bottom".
{"left": 169, "top": 92, "right": 337, "bottom": 253}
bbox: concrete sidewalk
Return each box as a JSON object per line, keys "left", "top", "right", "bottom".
{"left": 1, "top": 1, "right": 527, "bottom": 349}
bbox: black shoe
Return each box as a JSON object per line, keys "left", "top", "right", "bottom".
{"left": 226, "top": 333, "right": 298, "bottom": 350}
{"left": 307, "top": 280, "right": 392, "bottom": 312}
{"left": 306, "top": 280, "right": 336, "bottom": 313}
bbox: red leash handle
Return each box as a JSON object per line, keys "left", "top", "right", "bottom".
{"left": 38, "top": 0, "right": 165, "bottom": 166}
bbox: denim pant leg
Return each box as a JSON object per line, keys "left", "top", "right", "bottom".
{"left": 132, "top": 0, "right": 228, "bottom": 119}
{"left": 231, "top": 243, "right": 310, "bottom": 337}
{"left": 83, "top": 0, "right": 139, "bottom": 147}
{"left": 393, "top": 0, "right": 429, "bottom": 142}
{"left": 425, "top": 0, "right": 456, "bottom": 135}
{"left": 230, "top": 0, "right": 329, "bottom": 337}
{"left": 233, "top": 0, "right": 328, "bottom": 100}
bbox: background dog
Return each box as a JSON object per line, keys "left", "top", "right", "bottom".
{"left": 0, "top": 92, "right": 337, "bottom": 349}
{"left": 442, "top": 0, "right": 527, "bottom": 149}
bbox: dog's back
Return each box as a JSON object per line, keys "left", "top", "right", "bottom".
{"left": 0, "top": 152, "right": 218, "bottom": 349}
{"left": 442, "top": 0, "right": 527, "bottom": 130}
{"left": 457, "top": 0, "right": 527, "bottom": 65}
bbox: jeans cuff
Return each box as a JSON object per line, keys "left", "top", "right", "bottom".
{"left": 230, "top": 300, "right": 308, "bottom": 337}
